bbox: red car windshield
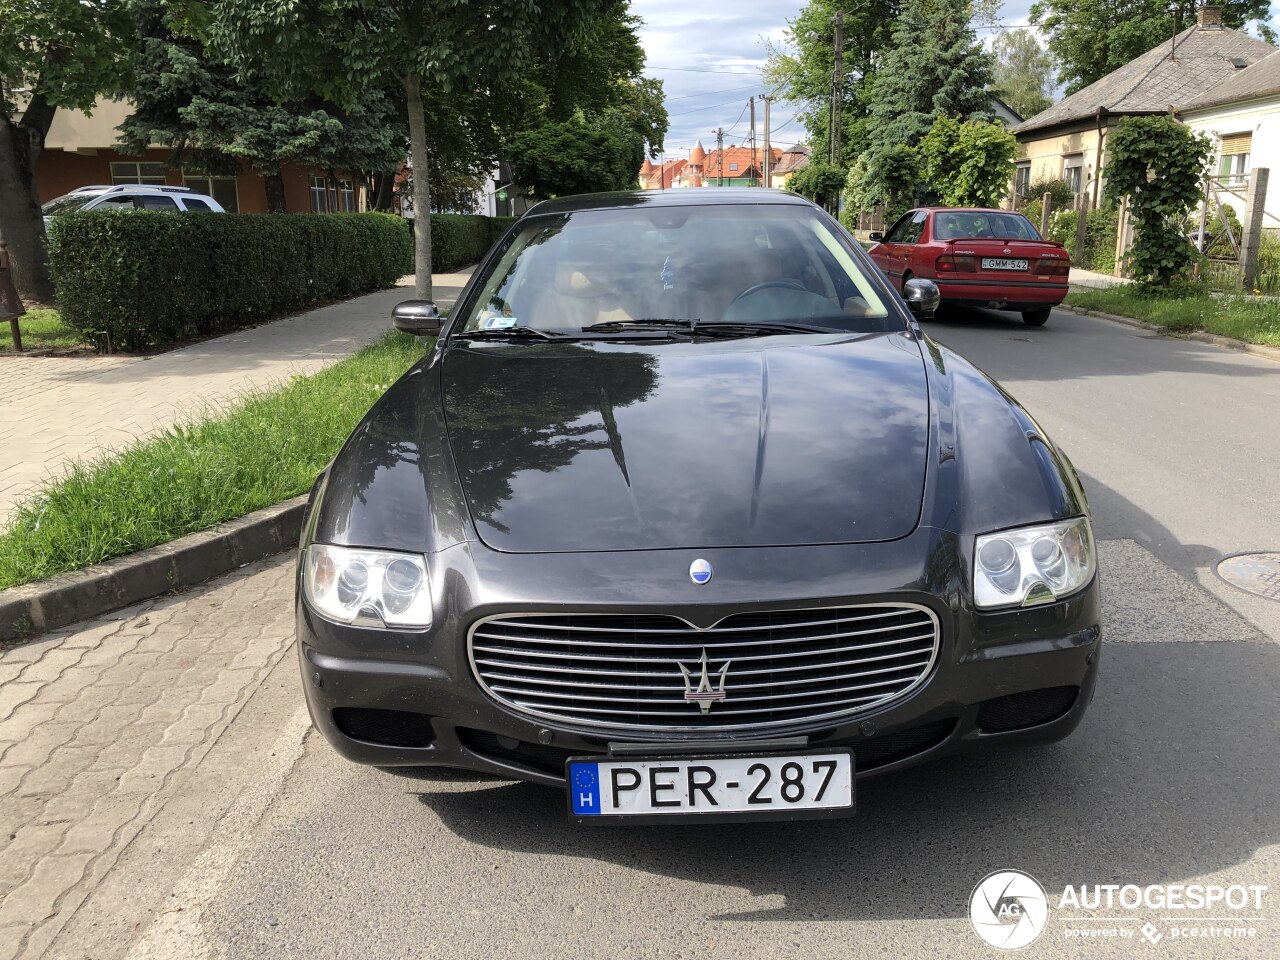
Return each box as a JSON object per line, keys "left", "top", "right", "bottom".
{"left": 933, "top": 212, "right": 1043, "bottom": 242}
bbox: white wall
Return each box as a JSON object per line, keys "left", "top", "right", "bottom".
{"left": 1184, "top": 96, "right": 1280, "bottom": 227}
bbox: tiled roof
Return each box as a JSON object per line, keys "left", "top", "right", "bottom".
{"left": 1181, "top": 47, "right": 1280, "bottom": 111}
{"left": 697, "top": 145, "right": 782, "bottom": 179}
{"left": 1013, "top": 24, "right": 1274, "bottom": 134}
{"left": 771, "top": 144, "right": 811, "bottom": 176}
{"left": 639, "top": 158, "right": 686, "bottom": 189}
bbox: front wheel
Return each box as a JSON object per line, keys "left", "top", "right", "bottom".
{"left": 1022, "top": 306, "right": 1051, "bottom": 326}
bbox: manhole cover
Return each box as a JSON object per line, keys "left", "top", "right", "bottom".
{"left": 1216, "top": 552, "right": 1280, "bottom": 601}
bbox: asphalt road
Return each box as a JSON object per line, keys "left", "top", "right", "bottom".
{"left": 55, "top": 306, "right": 1280, "bottom": 960}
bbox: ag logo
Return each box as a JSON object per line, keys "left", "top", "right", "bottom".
{"left": 969, "top": 869, "right": 1049, "bottom": 950}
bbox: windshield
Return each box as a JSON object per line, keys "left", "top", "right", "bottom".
{"left": 932, "top": 211, "right": 1042, "bottom": 241}
{"left": 41, "top": 194, "right": 98, "bottom": 215}
{"left": 458, "top": 204, "right": 898, "bottom": 337}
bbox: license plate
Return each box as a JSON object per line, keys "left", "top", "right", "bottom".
{"left": 981, "top": 258, "right": 1028, "bottom": 271}
{"left": 566, "top": 751, "right": 854, "bottom": 822}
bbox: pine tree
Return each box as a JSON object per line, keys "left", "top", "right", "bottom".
{"left": 861, "top": 0, "right": 996, "bottom": 206}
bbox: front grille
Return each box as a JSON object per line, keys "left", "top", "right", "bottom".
{"left": 333, "top": 707, "right": 437, "bottom": 747}
{"left": 976, "top": 686, "right": 1078, "bottom": 733}
{"left": 469, "top": 604, "right": 940, "bottom": 732}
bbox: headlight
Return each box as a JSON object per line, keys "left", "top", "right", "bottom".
{"left": 974, "top": 517, "right": 1095, "bottom": 610}
{"left": 302, "top": 544, "right": 432, "bottom": 628}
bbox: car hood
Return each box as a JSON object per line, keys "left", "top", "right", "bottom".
{"left": 441, "top": 332, "right": 931, "bottom": 553}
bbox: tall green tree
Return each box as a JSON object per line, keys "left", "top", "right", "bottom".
{"left": 919, "top": 115, "right": 1017, "bottom": 207}
{"left": 992, "top": 29, "right": 1056, "bottom": 120}
{"left": 121, "top": 12, "right": 406, "bottom": 212}
{"left": 0, "top": 0, "right": 137, "bottom": 301}
{"left": 763, "top": 0, "right": 900, "bottom": 168}
{"left": 510, "top": 112, "right": 642, "bottom": 199}
{"left": 211, "top": 0, "right": 606, "bottom": 301}
{"left": 1030, "top": 0, "right": 1273, "bottom": 94}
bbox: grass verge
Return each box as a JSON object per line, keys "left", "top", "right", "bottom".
{"left": 0, "top": 309, "right": 85, "bottom": 352}
{"left": 1066, "top": 288, "right": 1280, "bottom": 346}
{"left": 0, "top": 331, "right": 427, "bottom": 590}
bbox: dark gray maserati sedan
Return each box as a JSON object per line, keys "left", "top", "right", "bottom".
{"left": 296, "top": 189, "right": 1100, "bottom": 823}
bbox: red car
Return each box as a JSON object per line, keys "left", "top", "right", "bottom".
{"left": 867, "top": 207, "right": 1070, "bottom": 326}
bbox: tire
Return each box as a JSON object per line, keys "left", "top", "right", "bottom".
{"left": 1022, "top": 306, "right": 1051, "bottom": 326}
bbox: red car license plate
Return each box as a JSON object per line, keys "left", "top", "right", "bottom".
{"left": 981, "top": 258, "right": 1028, "bottom": 271}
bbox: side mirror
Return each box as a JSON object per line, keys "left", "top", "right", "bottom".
{"left": 903, "top": 278, "right": 940, "bottom": 321}
{"left": 392, "top": 300, "right": 442, "bottom": 336}
{"left": 867, "top": 231, "right": 884, "bottom": 242}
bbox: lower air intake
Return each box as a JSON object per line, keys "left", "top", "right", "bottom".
{"left": 976, "top": 686, "right": 1078, "bottom": 733}
{"left": 333, "top": 708, "right": 436, "bottom": 748}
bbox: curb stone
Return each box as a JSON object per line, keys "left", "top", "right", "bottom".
{"left": 0, "top": 495, "right": 307, "bottom": 647}
{"left": 1059, "top": 305, "right": 1280, "bottom": 364}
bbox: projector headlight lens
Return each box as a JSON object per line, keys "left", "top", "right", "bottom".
{"left": 974, "top": 518, "right": 1095, "bottom": 610}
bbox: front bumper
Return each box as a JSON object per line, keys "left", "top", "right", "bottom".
{"left": 298, "top": 533, "right": 1101, "bottom": 787}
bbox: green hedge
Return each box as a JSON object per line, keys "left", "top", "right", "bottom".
{"left": 429, "top": 213, "right": 517, "bottom": 272}
{"left": 49, "top": 211, "right": 413, "bottom": 351}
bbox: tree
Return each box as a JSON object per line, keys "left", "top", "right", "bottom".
{"left": 919, "top": 115, "right": 1017, "bottom": 207}
{"left": 0, "top": 0, "right": 136, "bottom": 301}
{"left": 510, "top": 113, "right": 642, "bottom": 199}
{"left": 121, "top": 13, "right": 406, "bottom": 212}
{"left": 212, "top": 0, "right": 605, "bottom": 301}
{"left": 992, "top": 29, "right": 1055, "bottom": 120}
{"left": 1103, "top": 114, "right": 1211, "bottom": 285}
{"left": 788, "top": 161, "right": 846, "bottom": 212}
{"left": 1030, "top": 0, "right": 1272, "bottom": 94}
{"left": 763, "top": 0, "right": 899, "bottom": 169}
{"left": 866, "top": 0, "right": 995, "bottom": 154}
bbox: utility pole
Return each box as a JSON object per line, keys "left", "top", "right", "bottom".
{"left": 831, "top": 10, "right": 844, "bottom": 165}
{"left": 748, "top": 96, "right": 757, "bottom": 186}
{"left": 716, "top": 127, "right": 724, "bottom": 185}
{"left": 761, "top": 94, "right": 772, "bottom": 188}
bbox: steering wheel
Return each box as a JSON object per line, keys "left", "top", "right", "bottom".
{"left": 729, "top": 278, "right": 807, "bottom": 304}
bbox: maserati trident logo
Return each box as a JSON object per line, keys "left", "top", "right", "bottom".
{"left": 678, "top": 649, "right": 731, "bottom": 714}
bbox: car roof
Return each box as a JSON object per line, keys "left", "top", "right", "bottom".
{"left": 920, "top": 207, "right": 1027, "bottom": 215}
{"left": 70, "top": 184, "right": 196, "bottom": 195}
{"left": 525, "top": 188, "right": 814, "bottom": 217}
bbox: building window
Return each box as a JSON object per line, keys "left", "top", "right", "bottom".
{"left": 729, "top": 162, "right": 739, "bottom": 172}
{"left": 182, "top": 174, "right": 239, "bottom": 212}
{"left": 1218, "top": 132, "right": 1251, "bottom": 186}
{"left": 1062, "top": 155, "right": 1084, "bottom": 194}
{"left": 111, "top": 162, "right": 166, "bottom": 186}
{"left": 337, "top": 179, "right": 356, "bottom": 212}
{"left": 1014, "top": 163, "right": 1031, "bottom": 198}
{"left": 310, "top": 176, "right": 329, "bottom": 213}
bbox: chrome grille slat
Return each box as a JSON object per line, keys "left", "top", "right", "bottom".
{"left": 473, "top": 652, "right": 931, "bottom": 681}
{"left": 473, "top": 620, "right": 931, "bottom": 650}
{"left": 479, "top": 659, "right": 931, "bottom": 692}
{"left": 484, "top": 607, "right": 913, "bottom": 635}
{"left": 469, "top": 604, "right": 941, "bottom": 732}
{"left": 471, "top": 632, "right": 936, "bottom": 666}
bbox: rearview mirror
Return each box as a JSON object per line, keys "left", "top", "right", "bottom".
{"left": 392, "top": 300, "right": 442, "bottom": 336}
{"left": 867, "top": 231, "right": 884, "bottom": 242}
{"left": 903, "top": 278, "right": 940, "bottom": 321}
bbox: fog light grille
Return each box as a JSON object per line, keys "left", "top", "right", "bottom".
{"left": 976, "top": 686, "right": 1078, "bottom": 733}
{"left": 333, "top": 708, "right": 436, "bottom": 747}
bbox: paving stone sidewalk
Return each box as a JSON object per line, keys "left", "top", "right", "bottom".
{"left": 0, "top": 269, "right": 473, "bottom": 526}
{"left": 0, "top": 555, "right": 296, "bottom": 960}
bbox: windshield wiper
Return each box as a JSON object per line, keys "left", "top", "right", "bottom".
{"left": 692, "top": 321, "right": 846, "bottom": 338}
{"left": 452, "top": 326, "right": 571, "bottom": 342}
{"left": 581, "top": 318, "right": 697, "bottom": 332}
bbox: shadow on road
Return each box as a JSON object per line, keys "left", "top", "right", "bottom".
{"left": 416, "top": 637, "right": 1279, "bottom": 922}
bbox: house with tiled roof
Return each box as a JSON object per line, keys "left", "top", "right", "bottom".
{"left": 1180, "top": 47, "right": 1280, "bottom": 218}
{"left": 769, "top": 143, "right": 811, "bottom": 189}
{"left": 638, "top": 156, "right": 687, "bottom": 190}
{"left": 1011, "top": 5, "right": 1274, "bottom": 207}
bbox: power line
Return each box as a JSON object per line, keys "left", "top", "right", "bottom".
{"left": 664, "top": 83, "right": 761, "bottom": 101}
{"left": 666, "top": 96, "right": 765, "bottom": 118}
{"left": 647, "top": 65, "right": 765, "bottom": 75}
